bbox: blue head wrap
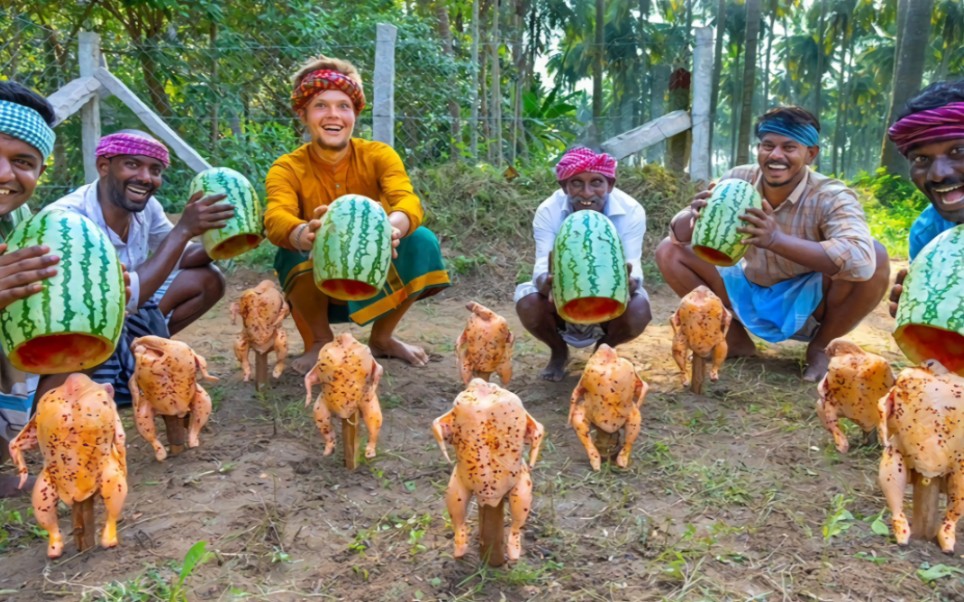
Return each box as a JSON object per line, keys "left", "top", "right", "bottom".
{"left": 757, "top": 118, "right": 819, "bottom": 147}
{"left": 0, "top": 99, "right": 55, "bottom": 159}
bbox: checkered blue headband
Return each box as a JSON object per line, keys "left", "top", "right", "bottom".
{"left": 757, "top": 119, "right": 819, "bottom": 147}
{"left": 0, "top": 99, "right": 56, "bottom": 159}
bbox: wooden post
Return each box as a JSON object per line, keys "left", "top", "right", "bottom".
{"left": 342, "top": 410, "right": 361, "bottom": 470}
{"left": 163, "top": 415, "right": 188, "bottom": 456}
{"left": 690, "top": 355, "right": 706, "bottom": 395}
{"left": 373, "top": 23, "right": 397, "bottom": 146}
{"left": 478, "top": 498, "right": 506, "bottom": 567}
{"left": 72, "top": 497, "right": 96, "bottom": 552}
{"left": 592, "top": 428, "right": 621, "bottom": 463}
{"left": 254, "top": 352, "right": 269, "bottom": 391}
{"left": 78, "top": 32, "right": 102, "bottom": 183}
{"left": 911, "top": 470, "right": 944, "bottom": 541}
{"left": 689, "top": 26, "right": 713, "bottom": 182}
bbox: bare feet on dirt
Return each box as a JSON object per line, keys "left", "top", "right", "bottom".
{"left": 726, "top": 323, "right": 757, "bottom": 358}
{"left": 803, "top": 345, "right": 830, "bottom": 382}
{"left": 370, "top": 336, "right": 429, "bottom": 367}
{"left": 291, "top": 342, "right": 326, "bottom": 375}
{"left": 540, "top": 348, "right": 570, "bottom": 381}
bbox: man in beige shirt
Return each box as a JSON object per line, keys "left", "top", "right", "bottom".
{"left": 656, "top": 106, "right": 890, "bottom": 381}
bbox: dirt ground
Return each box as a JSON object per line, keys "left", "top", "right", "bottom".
{"left": 2, "top": 262, "right": 964, "bottom": 601}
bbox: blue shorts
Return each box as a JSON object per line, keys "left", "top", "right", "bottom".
{"left": 719, "top": 264, "right": 823, "bottom": 343}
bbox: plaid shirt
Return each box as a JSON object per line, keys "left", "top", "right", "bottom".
{"left": 723, "top": 165, "right": 876, "bottom": 287}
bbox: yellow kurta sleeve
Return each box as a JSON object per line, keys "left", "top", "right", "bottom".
{"left": 366, "top": 142, "right": 424, "bottom": 232}
{"left": 264, "top": 148, "right": 309, "bottom": 249}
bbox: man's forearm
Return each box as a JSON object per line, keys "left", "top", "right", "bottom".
{"left": 767, "top": 234, "right": 840, "bottom": 276}
{"left": 132, "top": 227, "right": 194, "bottom": 306}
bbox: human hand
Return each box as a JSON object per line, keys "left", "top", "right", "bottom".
{"left": 626, "top": 262, "right": 640, "bottom": 290}
{"left": 120, "top": 263, "right": 132, "bottom": 304}
{"left": 737, "top": 200, "right": 782, "bottom": 249}
{"left": 688, "top": 182, "right": 716, "bottom": 218}
{"left": 0, "top": 243, "right": 59, "bottom": 312}
{"left": 390, "top": 226, "right": 401, "bottom": 260}
{"left": 178, "top": 191, "right": 233, "bottom": 237}
{"left": 888, "top": 268, "right": 907, "bottom": 318}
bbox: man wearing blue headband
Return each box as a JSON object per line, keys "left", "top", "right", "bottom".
{"left": 656, "top": 106, "right": 889, "bottom": 382}
{"left": 0, "top": 81, "right": 60, "bottom": 497}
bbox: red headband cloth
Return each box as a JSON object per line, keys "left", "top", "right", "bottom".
{"left": 291, "top": 69, "right": 366, "bottom": 114}
{"left": 95, "top": 132, "right": 170, "bottom": 167}
{"left": 555, "top": 147, "right": 617, "bottom": 182}
{"left": 887, "top": 102, "right": 964, "bottom": 156}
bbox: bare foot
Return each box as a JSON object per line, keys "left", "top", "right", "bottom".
{"left": 803, "top": 345, "right": 830, "bottom": 382}
{"left": 726, "top": 323, "right": 757, "bottom": 358}
{"left": 370, "top": 336, "right": 429, "bottom": 367}
{"left": 290, "top": 342, "right": 325, "bottom": 375}
{"left": 539, "top": 348, "right": 570, "bottom": 382}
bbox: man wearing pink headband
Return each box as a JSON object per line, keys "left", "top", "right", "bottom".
{"left": 656, "top": 106, "right": 889, "bottom": 382}
{"left": 39, "top": 129, "right": 234, "bottom": 404}
{"left": 265, "top": 55, "right": 450, "bottom": 374}
{"left": 888, "top": 79, "right": 964, "bottom": 317}
{"left": 515, "top": 146, "right": 651, "bottom": 382}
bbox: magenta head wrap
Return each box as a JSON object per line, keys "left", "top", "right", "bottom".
{"left": 555, "top": 147, "right": 617, "bottom": 182}
{"left": 291, "top": 69, "right": 366, "bottom": 114}
{"left": 887, "top": 102, "right": 964, "bottom": 156}
{"left": 95, "top": 132, "right": 170, "bottom": 167}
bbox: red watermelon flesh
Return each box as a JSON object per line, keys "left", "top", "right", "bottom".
{"left": 12, "top": 333, "right": 116, "bottom": 375}
{"left": 559, "top": 297, "right": 625, "bottom": 324}
{"left": 692, "top": 245, "right": 738, "bottom": 267}
{"left": 894, "top": 324, "right": 964, "bottom": 375}
{"left": 208, "top": 234, "right": 263, "bottom": 261}
{"left": 319, "top": 279, "right": 380, "bottom": 301}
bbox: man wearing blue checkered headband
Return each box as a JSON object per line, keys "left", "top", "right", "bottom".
{"left": 0, "top": 80, "right": 59, "bottom": 497}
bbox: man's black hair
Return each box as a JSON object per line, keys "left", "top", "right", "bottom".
{"left": 754, "top": 106, "right": 821, "bottom": 137}
{"left": 896, "top": 79, "right": 964, "bottom": 122}
{"left": 0, "top": 80, "right": 55, "bottom": 126}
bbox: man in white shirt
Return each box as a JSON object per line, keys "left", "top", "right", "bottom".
{"left": 41, "top": 130, "right": 233, "bottom": 403}
{"left": 515, "top": 147, "right": 652, "bottom": 381}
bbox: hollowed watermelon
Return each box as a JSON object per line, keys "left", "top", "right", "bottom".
{"left": 894, "top": 224, "right": 964, "bottom": 375}
{"left": 691, "top": 178, "right": 763, "bottom": 266}
{"left": 191, "top": 167, "right": 264, "bottom": 260}
{"left": 312, "top": 195, "right": 392, "bottom": 301}
{"left": 0, "top": 209, "right": 125, "bottom": 374}
{"left": 551, "top": 210, "right": 629, "bottom": 325}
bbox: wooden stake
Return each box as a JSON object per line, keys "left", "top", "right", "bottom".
{"left": 690, "top": 355, "right": 706, "bottom": 395}
{"left": 72, "top": 497, "right": 96, "bottom": 552}
{"left": 254, "top": 351, "right": 269, "bottom": 391}
{"left": 911, "top": 469, "right": 944, "bottom": 541}
{"left": 163, "top": 414, "right": 187, "bottom": 456}
{"left": 592, "top": 428, "right": 621, "bottom": 463}
{"left": 478, "top": 498, "right": 506, "bottom": 567}
{"left": 342, "top": 410, "right": 360, "bottom": 470}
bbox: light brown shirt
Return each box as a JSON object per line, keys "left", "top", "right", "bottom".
{"left": 723, "top": 165, "right": 876, "bottom": 287}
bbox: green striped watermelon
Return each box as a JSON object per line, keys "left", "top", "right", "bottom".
{"left": 691, "top": 178, "right": 763, "bottom": 266}
{"left": 313, "top": 195, "right": 392, "bottom": 301}
{"left": 0, "top": 209, "right": 125, "bottom": 374}
{"left": 190, "top": 167, "right": 264, "bottom": 260}
{"left": 894, "top": 224, "right": 964, "bottom": 375}
{"left": 551, "top": 210, "right": 629, "bottom": 324}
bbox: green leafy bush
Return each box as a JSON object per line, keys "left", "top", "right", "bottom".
{"left": 852, "top": 168, "right": 929, "bottom": 260}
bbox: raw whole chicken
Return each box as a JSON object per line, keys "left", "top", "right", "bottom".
{"left": 304, "top": 332, "right": 383, "bottom": 459}
{"left": 569, "top": 344, "right": 648, "bottom": 470}
{"left": 230, "top": 279, "right": 289, "bottom": 381}
{"left": 455, "top": 301, "right": 514, "bottom": 385}
{"left": 129, "top": 336, "right": 218, "bottom": 461}
{"left": 878, "top": 360, "right": 964, "bottom": 553}
{"left": 816, "top": 339, "right": 895, "bottom": 453}
{"left": 670, "top": 285, "right": 731, "bottom": 386}
{"left": 8, "top": 374, "right": 127, "bottom": 558}
{"left": 432, "top": 379, "right": 544, "bottom": 560}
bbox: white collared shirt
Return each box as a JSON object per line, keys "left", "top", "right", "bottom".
{"left": 48, "top": 181, "right": 174, "bottom": 311}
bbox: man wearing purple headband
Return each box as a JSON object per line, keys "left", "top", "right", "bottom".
{"left": 0, "top": 81, "right": 60, "bottom": 496}
{"left": 656, "top": 106, "right": 890, "bottom": 382}
{"left": 39, "top": 129, "right": 234, "bottom": 404}
{"left": 515, "top": 147, "right": 652, "bottom": 382}
{"left": 888, "top": 80, "right": 964, "bottom": 318}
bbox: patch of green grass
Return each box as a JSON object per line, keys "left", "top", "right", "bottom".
{"left": 0, "top": 502, "right": 47, "bottom": 552}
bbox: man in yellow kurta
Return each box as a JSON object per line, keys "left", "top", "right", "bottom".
{"left": 264, "top": 55, "right": 450, "bottom": 374}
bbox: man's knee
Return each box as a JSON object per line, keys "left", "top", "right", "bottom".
{"left": 198, "top": 265, "right": 227, "bottom": 303}
{"left": 515, "top": 293, "right": 552, "bottom": 329}
{"left": 870, "top": 240, "right": 891, "bottom": 287}
{"left": 654, "top": 237, "right": 676, "bottom": 273}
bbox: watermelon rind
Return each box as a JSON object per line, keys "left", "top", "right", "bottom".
{"left": 894, "top": 224, "right": 964, "bottom": 375}
{"left": 0, "top": 208, "right": 125, "bottom": 374}
{"left": 312, "top": 195, "right": 393, "bottom": 301}
{"left": 691, "top": 178, "right": 763, "bottom": 266}
{"left": 551, "top": 210, "right": 629, "bottom": 325}
{"left": 190, "top": 167, "right": 264, "bottom": 260}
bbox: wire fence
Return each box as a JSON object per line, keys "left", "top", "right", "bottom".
{"left": 3, "top": 14, "right": 640, "bottom": 210}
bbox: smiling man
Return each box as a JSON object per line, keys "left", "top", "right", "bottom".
{"left": 887, "top": 79, "right": 964, "bottom": 317}
{"left": 264, "top": 55, "right": 450, "bottom": 374}
{"left": 41, "top": 129, "right": 233, "bottom": 403}
{"left": 655, "top": 106, "right": 890, "bottom": 382}
{"left": 514, "top": 147, "right": 652, "bottom": 381}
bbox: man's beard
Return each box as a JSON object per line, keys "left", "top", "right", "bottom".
{"left": 107, "top": 177, "right": 154, "bottom": 213}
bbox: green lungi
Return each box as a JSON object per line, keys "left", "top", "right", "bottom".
{"left": 274, "top": 226, "right": 451, "bottom": 326}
